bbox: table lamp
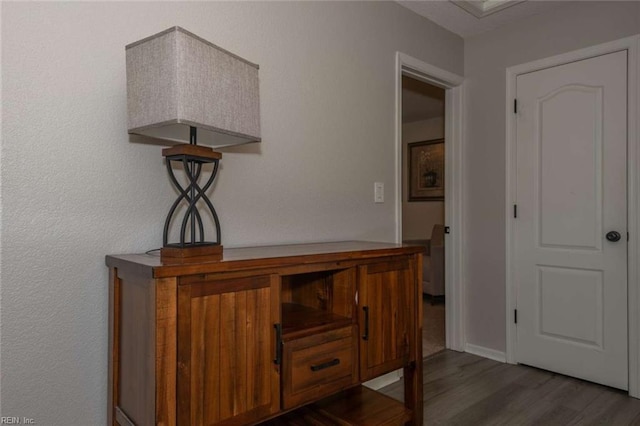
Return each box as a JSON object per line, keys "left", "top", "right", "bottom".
{"left": 126, "top": 27, "right": 261, "bottom": 260}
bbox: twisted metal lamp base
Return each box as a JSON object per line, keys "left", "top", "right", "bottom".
{"left": 160, "top": 143, "right": 223, "bottom": 261}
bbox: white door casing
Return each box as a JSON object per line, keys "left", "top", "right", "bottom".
{"left": 395, "top": 52, "right": 465, "bottom": 352}
{"left": 514, "top": 51, "right": 628, "bottom": 389}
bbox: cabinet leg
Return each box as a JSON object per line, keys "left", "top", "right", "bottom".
{"left": 405, "top": 253, "right": 424, "bottom": 425}
{"left": 404, "top": 360, "right": 423, "bottom": 425}
{"left": 108, "top": 268, "right": 121, "bottom": 426}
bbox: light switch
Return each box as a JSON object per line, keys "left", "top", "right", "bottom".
{"left": 374, "top": 182, "right": 384, "bottom": 203}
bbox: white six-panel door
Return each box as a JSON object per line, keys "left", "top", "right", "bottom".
{"left": 515, "top": 50, "right": 628, "bottom": 389}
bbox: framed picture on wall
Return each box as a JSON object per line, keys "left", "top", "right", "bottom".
{"left": 408, "top": 139, "right": 444, "bottom": 201}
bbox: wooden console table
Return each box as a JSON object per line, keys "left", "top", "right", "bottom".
{"left": 107, "top": 241, "right": 423, "bottom": 425}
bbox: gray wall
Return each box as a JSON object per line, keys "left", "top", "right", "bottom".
{"left": 464, "top": 1, "right": 640, "bottom": 352}
{"left": 0, "top": 2, "right": 462, "bottom": 423}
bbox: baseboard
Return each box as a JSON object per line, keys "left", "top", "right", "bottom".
{"left": 465, "top": 343, "right": 506, "bottom": 363}
{"left": 363, "top": 369, "right": 403, "bottom": 390}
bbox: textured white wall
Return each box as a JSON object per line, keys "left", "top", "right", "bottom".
{"left": 402, "top": 117, "right": 445, "bottom": 240}
{"left": 0, "top": 2, "right": 462, "bottom": 423}
{"left": 464, "top": 1, "right": 640, "bottom": 352}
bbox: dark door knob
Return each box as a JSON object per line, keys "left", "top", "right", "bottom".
{"left": 606, "top": 231, "right": 622, "bottom": 242}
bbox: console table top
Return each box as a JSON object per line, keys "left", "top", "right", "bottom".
{"left": 106, "top": 240, "right": 424, "bottom": 278}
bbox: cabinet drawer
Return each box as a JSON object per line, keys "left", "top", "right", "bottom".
{"left": 282, "top": 325, "right": 358, "bottom": 409}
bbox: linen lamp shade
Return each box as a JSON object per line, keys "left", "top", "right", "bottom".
{"left": 126, "top": 26, "right": 261, "bottom": 146}
{"left": 125, "top": 27, "right": 261, "bottom": 260}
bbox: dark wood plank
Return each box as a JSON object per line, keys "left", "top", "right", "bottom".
{"left": 162, "top": 143, "right": 222, "bottom": 159}
{"left": 176, "top": 284, "right": 192, "bottom": 424}
{"left": 106, "top": 241, "right": 424, "bottom": 278}
{"left": 330, "top": 268, "right": 356, "bottom": 320}
{"left": 155, "top": 277, "right": 177, "bottom": 425}
{"left": 246, "top": 289, "right": 259, "bottom": 412}
{"left": 258, "top": 406, "right": 338, "bottom": 425}
{"left": 234, "top": 291, "right": 249, "bottom": 416}
{"left": 183, "top": 275, "right": 279, "bottom": 425}
{"left": 404, "top": 254, "right": 423, "bottom": 426}
{"left": 359, "top": 261, "right": 413, "bottom": 381}
{"left": 203, "top": 293, "right": 221, "bottom": 423}
{"left": 262, "top": 386, "right": 411, "bottom": 425}
{"left": 191, "top": 293, "right": 206, "bottom": 425}
{"left": 219, "top": 291, "right": 236, "bottom": 420}
{"left": 189, "top": 274, "right": 270, "bottom": 297}
{"left": 269, "top": 274, "right": 282, "bottom": 415}
{"left": 107, "top": 268, "right": 121, "bottom": 426}
{"left": 310, "top": 386, "right": 412, "bottom": 425}
{"left": 160, "top": 243, "right": 223, "bottom": 261}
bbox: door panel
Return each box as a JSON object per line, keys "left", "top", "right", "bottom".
{"left": 515, "top": 50, "right": 628, "bottom": 390}
{"left": 178, "top": 275, "right": 280, "bottom": 425}
{"left": 538, "top": 85, "right": 603, "bottom": 250}
{"left": 538, "top": 266, "right": 603, "bottom": 348}
{"left": 358, "top": 259, "right": 414, "bottom": 381}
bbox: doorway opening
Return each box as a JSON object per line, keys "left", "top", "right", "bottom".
{"left": 401, "top": 76, "right": 446, "bottom": 358}
{"left": 394, "top": 52, "right": 465, "bottom": 354}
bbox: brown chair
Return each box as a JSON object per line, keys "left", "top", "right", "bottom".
{"left": 423, "top": 224, "right": 445, "bottom": 298}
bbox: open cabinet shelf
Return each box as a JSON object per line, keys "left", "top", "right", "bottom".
{"left": 260, "top": 386, "right": 412, "bottom": 425}
{"left": 281, "top": 302, "right": 352, "bottom": 340}
{"left": 280, "top": 268, "right": 356, "bottom": 340}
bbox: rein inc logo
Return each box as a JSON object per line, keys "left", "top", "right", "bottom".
{"left": 0, "top": 418, "right": 35, "bottom": 424}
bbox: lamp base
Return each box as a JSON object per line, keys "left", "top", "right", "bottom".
{"left": 160, "top": 243, "right": 223, "bottom": 262}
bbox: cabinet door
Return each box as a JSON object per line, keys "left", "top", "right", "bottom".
{"left": 358, "top": 258, "right": 415, "bottom": 381}
{"left": 177, "top": 274, "right": 280, "bottom": 425}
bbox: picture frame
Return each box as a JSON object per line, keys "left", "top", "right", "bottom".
{"left": 408, "top": 138, "right": 445, "bottom": 201}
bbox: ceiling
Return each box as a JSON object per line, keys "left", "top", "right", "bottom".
{"left": 401, "top": 1, "right": 567, "bottom": 121}
{"left": 397, "top": 0, "right": 564, "bottom": 37}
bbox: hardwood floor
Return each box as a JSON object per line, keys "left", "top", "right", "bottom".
{"left": 379, "top": 350, "right": 640, "bottom": 425}
{"left": 422, "top": 298, "right": 445, "bottom": 358}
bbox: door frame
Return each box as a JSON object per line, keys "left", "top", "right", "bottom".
{"left": 505, "top": 35, "right": 640, "bottom": 396}
{"left": 395, "top": 52, "right": 466, "bottom": 351}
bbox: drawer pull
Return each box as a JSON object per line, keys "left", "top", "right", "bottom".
{"left": 310, "top": 358, "right": 340, "bottom": 372}
{"left": 274, "top": 323, "right": 283, "bottom": 365}
{"left": 362, "top": 306, "right": 369, "bottom": 341}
